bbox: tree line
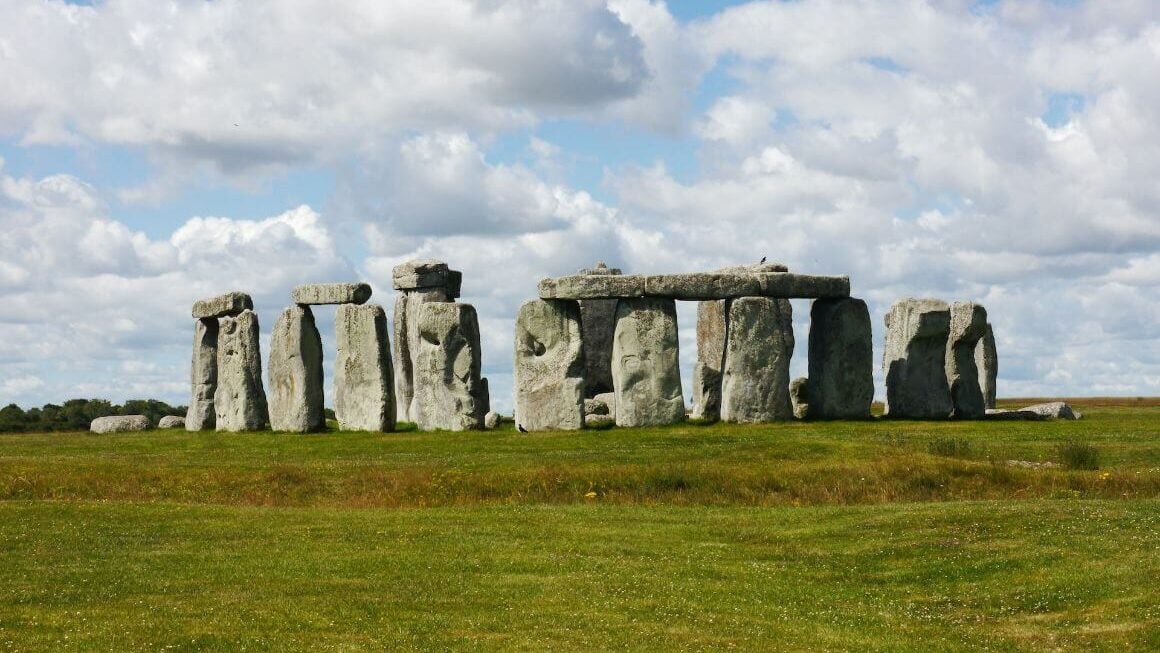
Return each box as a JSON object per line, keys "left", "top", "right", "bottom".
{"left": 0, "top": 399, "right": 187, "bottom": 433}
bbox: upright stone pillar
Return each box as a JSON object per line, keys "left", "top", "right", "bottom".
{"left": 267, "top": 305, "right": 325, "bottom": 432}
{"left": 975, "top": 323, "right": 997, "bottom": 409}
{"left": 691, "top": 300, "right": 726, "bottom": 421}
{"left": 335, "top": 303, "right": 396, "bottom": 432}
{"left": 946, "top": 302, "right": 988, "bottom": 419}
{"left": 215, "top": 309, "right": 269, "bottom": 431}
{"left": 883, "top": 299, "right": 951, "bottom": 419}
{"left": 413, "top": 302, "right": 485, "bottom": 431}
{"left": 807, "top": 297, "right": 874, "bottom": 419}
{"left": 185, "top": 318, "right": 218, "bottom": 431}
{"left": 611, "top": 298, "right": 684, "bottom": 427}
{"left": 392, "top": 260, "right": 461, "bottom": 423}
{"left": 514, "top": 299, "right": 585, "bottom": 431}
{"left": 720, "top": 297, "right": 794, "bottom": 422}
{"left": 577, "top": 262, "right": 621, "bottom": 397}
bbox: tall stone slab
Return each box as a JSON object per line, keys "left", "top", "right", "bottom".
{"left": 720, "top": 297, "right": 794, "bottom": 422}
{"left": 214, "top": 309, "right": 269, "bottom": 431}
{"left": 611, "top": 298, "right": 685, "bottom": 427}
{"left": 413, "top": 302, "right": 486, "bottom": 431}
{"left": 975, "top": 323, "right": 997, "bottom": 409}
{"left": 883, "top": 299, "right": 951, "bottom": 419}
{"left": 691, "top": 300, "right": 726, "bottom": 420}
{"left": 393, "top": 287, "right": 453, "bottom": 423}
{"left": 577, "top": 262, "right": 621, "bottom": 397}
{"left": 335, "top": 303, "right": 396, "bottom": 432}
{"left": 514, "top": 299, "right": 585, "bottom": 431}
{"left": 808, "top": 298, "right": 874, "bottom": 419}
{"left": 186, "top": 317, "right": 218, "bottom": 431}
{"left": 946, "top": 302, "right": 988, "bottom": 419}
{"left": 267, "top": 305, "right": 325, "bottom": 432}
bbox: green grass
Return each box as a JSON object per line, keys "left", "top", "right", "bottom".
{"left": 0, "top": 399, "right": 1157, "bottom": 650}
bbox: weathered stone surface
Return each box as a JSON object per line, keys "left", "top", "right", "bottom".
{"left": 790, "top": 377, "right": 810, "bottom": 419}
{"left": 691, "top": 363, "right": 722, "bottom": 421}
{"left": 691, "top": 300, "right": 727, "bottom": 421}
{"left": 946, "top": 302, "right": 989, "bottom": 419}
{"left": 808, "top": 298, "right": 874, "bottom": 419}
{"left": 192, "top": 292, "right": 252, "bottom": 319}
{"left": 478, "top": 377, "right": 491, "bottom": 417}
{"left": 335, "top": 303, "right": 396, "bottom": 432}
{"left": 540, "top": 274, "right": 645, "bottom": 300}
{"left": 215, "top": 309, "right": 269, "bottom": 431}
{"left": 185, "top": 317, "right": 218, "bottom": 431}
{"left": 754, "top": 273, "right": 850, "bottom": 298}
{"left": 578, "top": 264, "right": 622, "bottom": 397}
{"left": 413, "top": 302, "right": 486, "bottom": 431}
{"left": 292, "top": 282, "right": 372, "bottom": 306}
{"left": 514, "top": 299, "right": 585, "bottom": 431}
{"left": 584, "top": 398, "right": 609, "bottom": 416}
{"left": 578, "top": 262, "right": 622, "bottom": 276}
{"left": 90, "top": 415, "right": 151, "bottom": 433}
{"left": 976, "top": 323, "right": 998, "bottom": 409}
{"left": 643, "top": 273, "right": 760, "bottom": 300}
{"left": 721, "top": 297, "right": 794, "bottom": 422}
{"left": 540, "top": 272, "right": 847, "bottom": 300}
{"left": 158, "top": 415, "right": 185, "bottom": 429}
{"left": 984, "top": 409, "right": 1044, "bottom": 421}
{"left": 883, "top": 299, "right": 952, "bottom": 419}
{"left": 1021, "top": 401, "right": 1081, "bottom": 420}
{"left": 267, "top": 305, "right": 325, "bottom": 432}
{"left": 392, "top": 259, "right": 462, "bottom": 297}
{"left": 612, "top": 298, "right": 685, "bottom": 426}
{"left": 484, "top": 411, "right": 501, "bottom": 429}
{"left": 393, "top": 288, "right": 453, "bottom": 422}
{"left": 716, "top": 262, "right": 790, "bottom": 274}
{"left": 593, "top": 392, "right": 616, "bottom": 416}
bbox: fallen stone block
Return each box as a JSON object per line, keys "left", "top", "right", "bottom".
{"left": 1021, "top": 401, "right": 1081, "bottom": 420}
{"left": 158, "top": 416, "right": 185, "bottom": 429}
{"left": 292, "top": 282, "right": 372, "bottom": 305}
{"left": 883, "top": 299, "right": 952, "bottom": 419}
{"left": 90, "top": 415, "right": 150, "bottom": 433}
{"left": 585, "top": 414, "right": 615, "bottom": 428}
{"left": 192, "top": 291, "right": 253, "bottom": 319}
{"left": 514, "top": 299, "right": 585, "bottom": 431}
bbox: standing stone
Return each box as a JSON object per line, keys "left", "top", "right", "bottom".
{"left": 514, "top": 299, "right": 585, "bottom": 431}
{"left": 393, "top": 287, "right": 452, "bottom": 422}
{"left": 720, "top": 297, "right": 794, "bottom": 422}
{"left": 577, "top": 262, "right": 622, "bottom": 397}
{"left": 335, "top": 303, "right": 396, "bottom": 432}
{"left": 807, "top": 297, "right": 874, "bottom": 419}
{"left": 691, "top": 300, "right": 726, "bottom": 421}
{"left": 612, "top": 298, "right": 685, "bottom": 427}
{"left": 215, "top": 309, "right": 269, "bottom": 431}
{"left": 883, "top": 299, "right": 951, "bottom": 419}
{"left": 976, "top": 323, "right": 998, "bottom": 409}
{"left": 186, "top": 317, "right": 218, "bottom": 431}
{"left": 413, "top": 302, "right": 486, "bottom": 431}
{"left": 267, "top": 305, "right": 325, "bottom": 432}
{"left": 790, "top": 377, "right": 810, "bottom": 419}
{"left": 946, "top": 302, "right": 988, "bottom": 419}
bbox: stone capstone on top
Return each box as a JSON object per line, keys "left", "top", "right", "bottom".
{"left": 90, "top": 415, "right": 151, "bottom": 433}
{"left": 292, "top": 283, "right": 372, "bottom": 306}
{"left": 392, "top": 259, "right": 462, "bottom": 297}
{"left": 539, "top": 272, "right": 849, "bottom": 300}
{"left": 192, "top": 291, "right": 253, "bottom": 319}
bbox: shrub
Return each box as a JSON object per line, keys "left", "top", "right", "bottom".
{"left": 1058, "top": 441, "right": 1100, "bottom": 470}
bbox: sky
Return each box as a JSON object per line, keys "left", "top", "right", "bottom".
{"left": 0, "top": 0, "right": 1158, "bottom": 413}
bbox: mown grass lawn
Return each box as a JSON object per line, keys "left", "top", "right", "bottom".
{"left": 0, "top": 399, "right": 1157, "bottom": 650}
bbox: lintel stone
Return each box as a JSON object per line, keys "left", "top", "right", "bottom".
{"left": 292, "top": 283, "right": 372, "bottom": 305}
{"left": 192, "top": 291, "right": 253, "bottom": 319}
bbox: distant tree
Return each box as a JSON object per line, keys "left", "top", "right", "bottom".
{"left": 0, "top": 404, "right": 26, "bottom": 432}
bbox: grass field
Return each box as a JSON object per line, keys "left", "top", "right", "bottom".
{"left": 1, "top": 398, "right": 1157, "bottom": 650}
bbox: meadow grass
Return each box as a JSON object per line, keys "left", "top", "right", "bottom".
{"left": 0, "top": 399, "right": 1156, "bottom": 650}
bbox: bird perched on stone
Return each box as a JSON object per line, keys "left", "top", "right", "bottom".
{"left": 759, "top": 256, "right": 767, "bottom": 264}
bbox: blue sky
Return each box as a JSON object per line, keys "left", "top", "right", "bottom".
{"left": 1, "top": 0, "right": 1158, "bottom": 411}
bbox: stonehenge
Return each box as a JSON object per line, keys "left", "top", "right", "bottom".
{"left": 215, "top": 309, "right": 269, "bottom": 431}
{"left": 807, "top": 298, "right": 874, "bottom": 419}
{"left": 611, "top": 298, "right": 685, "bottom": 427}
{"left": 514, "top": 299, "right": 585, "bottom": 431}
{"left": 720, "top": 297, "right": 794, "bottom": 422}
{"left": 883, "top": 299, "right": 953, "bottom": 419}
{"left": 334, "top": 304, "right": 396, "bottom": 432}
{"left": 946, "top": 302, "right": 989, "bottom": 419}
{"left": 413, "top": 302, "right": 487, "bottom": 431}
{"left": 267, "top": 304, "right": 325, "bottom": 432}
{"left": 392, "top": 260, "right": 461, "bottom": 422}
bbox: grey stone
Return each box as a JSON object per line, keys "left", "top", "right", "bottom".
{"left": 984, "top": 408, "right": 1045, "bottom": 421}
{"left": 539, "top": 272, "right": 848, "bottom": 300}
{"left": 584, "top": 398, "right": 609, "bottom": 416}
{"left": 335, "top": 303, "right": 396, "bottom": 432}
{"left": 392, "top": 259, "right": 462, "bottom": 297}
{"left": 790, "top": 377, "right": 810, "bottom": 419}
{"left": 484, "top": 411, "right": 501, "bottom": 429}
{"left": 808, "top": 298, "right": 874, "bottom": 419}
{"left": 611, "top": 298, "right": 685, "bottom": 426}
{"left": 185, "top": 317, "right": 217, "bottom": 431}
{"left": 883, "top": 299, "right": 952, "bottom": 419}
{"left": 393, "top": 287, "right": 453, "bottom": 422}
{"left": 946, "top": 302, "right": 989, "bottom": 419}
{"left": 90, "top": 415, "right": 151, "bottom": 433}
{"left": 593, "top": 392, "right": 616, "bottom": 416}
{"left": 585, "top": 414, "right": 615, "bottom": 428}
{"left": 578, "top": 262, "right": 623, "bottom": 276}
{"left": 514, "top": 299, "right": 585, "bottom": 431}
{"left": 754, "top": 273, "right": 850, "bottom": 298}
{"left": 691, "top": 300, "right": 727, "bottom": 421}
{"left": 716, "top": 262, "right": 790, "bottom": 274}
{"left": 976, "top": 323, "right": 998, "bottom": 409}
{"left": 214, "top": 309, "right": 269, "bottom": 431}
{"left": 1021, "top": 401, "right": 1081, "bottom": 420}
{"left": 721, "top": 297, "right": 794, "bottom": 422}
{"left": 267, "top": 305, "right": 325, "bottom": 433}
{"left": 578, "top": 264, "right": 623, "bottom": 397}
{"left": 158, "top": 415, "right": 185, "bottom": 429}
{"left": 643, "top": 273, "right": 760, "bottom": 300}
{"left": 477, "top": 377, "right": 491, "bottom": 417}
{"left": 292, "top": 282, "right": 372, "bottom": 306}
{"left": 192, "top": 291, "right": 253, "bottom": 319}
{"left": 413, "top": 302, "right": 486, "bottom": 431}
{"left": 540, "top": 274, "right": 645, "bottom": 300}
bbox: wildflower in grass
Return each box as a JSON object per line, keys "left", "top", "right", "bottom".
{"left": 584, "top": 491, "right": 597, "bottom": 500}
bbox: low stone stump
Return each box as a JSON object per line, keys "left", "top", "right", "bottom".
{"left": 215, "top": 309, "right": 269, "bottom": 431}
{"left": 976, "top": 323, "right": 998, "bottom": 409}
{"left": 335, "top": 303, "right": 396, "bottom": 432}
{"left": 158, "top": 416, "right": 185, "bottom": 429}
{"left": 807, "top": 297, "right": 874, "bottom": 419}
{"left": 186, "top": 317, "right": 218, "bottom": 431}
{"left": 612, "top": 298, "right": 685, "bottom": 427}
{"left": 90, "top": 415, "right": 151, "bottom": 433}
{"left": 946, "top": 302, "right": 988, "bottom": 419}
{"left": 720, "top": 297, "right": 794, "bottom": 422}
{"left": 514, "top": 299, "right": 585, "bottom": 431}
{"left": 413, "top": 302, "right": 486, "bottom": 431}
{"left": 883, "top": 299, "right": 952, "bottom": 419}
{"left": 267, "top": 305, "right": 325, "bottom": 432}
{"left": 292, "top": 282, "right": 372, "bottom": 305}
